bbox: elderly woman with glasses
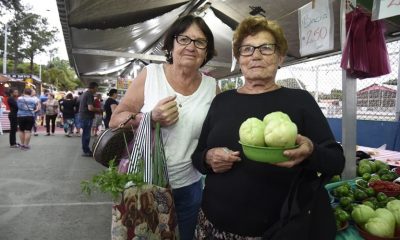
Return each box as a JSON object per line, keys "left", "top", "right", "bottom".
{"left": 110, "top": 14, "right": 218, "bottom": 239}
{"left": 191, "top": 16, "right": 345, "bottom": 239}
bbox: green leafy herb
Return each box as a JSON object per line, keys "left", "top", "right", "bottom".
{"left": 81, "top": 159, "right": 144, "bottom": 200}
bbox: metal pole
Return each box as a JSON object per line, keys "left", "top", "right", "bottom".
{"left": 3, "top": 23, "right": 8, "bottom": 74}
{"left": 395, "top": 42, "right": 400, "bottom": 121}
{"left": 340, "top": 0, "right": 357, "bottom": 180}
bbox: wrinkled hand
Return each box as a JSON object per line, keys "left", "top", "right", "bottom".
{"left": 274, "top": 134, "right": 314, "bottom": 168}
{"left": 206, "top": 147, "right": 241, "bottom": 173}
{"left": 151, "top": 95, "right": 179, "bottom": 127}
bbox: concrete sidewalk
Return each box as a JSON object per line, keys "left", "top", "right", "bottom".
{"left": 0, "top": 129, "right": 113, "bottom": 240}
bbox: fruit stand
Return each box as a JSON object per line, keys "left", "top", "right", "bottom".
{"left": 329, "top": 158, "right": 400, "bottom": 239}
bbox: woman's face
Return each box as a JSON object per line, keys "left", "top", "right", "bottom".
{"left": 238, "top": 31, "right": 284, "bottom": 82}
{"left": 171, "top": 23, "right": 207, "bottom": 69}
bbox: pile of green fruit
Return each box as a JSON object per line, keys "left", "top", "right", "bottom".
{"left": 351, "top": 200, "right": 400, "bottom": 238}
{"left": 331, "top": 179, "right": 400, "bottom": 231}
{"left": 357, "top": 159, "right": 398, "bottom": 182}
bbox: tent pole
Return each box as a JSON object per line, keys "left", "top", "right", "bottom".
{"left": 395, "top": 43, "right": 400, "bottom": 121}
{"left": 340, "top": 0, "right": 357, "bottom": 180}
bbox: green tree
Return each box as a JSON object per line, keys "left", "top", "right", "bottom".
{"left": 330, "top": 89, "right": 343, "bottom": 100}
{"left": 0, "top": 0, "right": 22, "bottom": 16}
{"left": 20, "top": 15, "right": 57, "bottom": 73}
{"left": 383, "top": 79, "right": 397, "bottom": 85}
{"left": 41, "top": 57, "right": 82, "bottom": 91}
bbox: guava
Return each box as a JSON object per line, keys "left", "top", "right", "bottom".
{"left": 264, "top": 119, "right": 297, "bottom": 147}
{"left": 239, "top": 117, "right": 266, "bottom": 146}
{"left": 263, "top": 111, "right": 291, "bottom": 125}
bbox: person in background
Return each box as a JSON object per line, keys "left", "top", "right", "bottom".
{"left": 110, "top": 14, "right": 218, "bottom": 239}
{"left": 17, "top": 88, "right": 40, "bottom": 150}
{"left": 79, "top": 82, "right": 101, "bottom": 157}
{"left": 91, "top": 93, "right": 103, "bottom": 136}
{"left": 60, "top": 93, "right": 76, "bottom": 137}
{"left": 39, "top": 89, "right": 49, "bottom": 126}
{"left": 191, "top": 16, "right": 345, "bottom": 239}
{"left": 44, "top": 93, "right": 59, "bottom": 136}
{"left": 31, "top": 89, "right": 41, "bottom": 136}
{"left": 0, "top": 95, "right": 3, "bottom": 135}
{"left": 103, "top": 88, "right": 118, "bottom": 129}
{"left": 73, "top": 91, "right": 83, "bottom": 136}
{"left": 7, "top": 88, "right": 19, "bottom": 148}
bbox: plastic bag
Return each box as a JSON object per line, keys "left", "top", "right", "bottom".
{"left": 340, "top": 8, "right": 391, "bottom": 79}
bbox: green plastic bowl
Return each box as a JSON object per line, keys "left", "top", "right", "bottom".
{"left": 239, "top": 141, "right": 298, "bottom": 163}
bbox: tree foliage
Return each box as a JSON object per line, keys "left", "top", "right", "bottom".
{"left": 0, "top": 0, "right": 22, "bottom": 16}
{"left": 20, "top": 15, "right": 57, "bottom": 73}
{"left": 41, "top": 57, "right": 82, "bottom": 91}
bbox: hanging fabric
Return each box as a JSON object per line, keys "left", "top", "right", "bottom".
{"left": 340, "top": 7, "right": 391, "bottom": 79}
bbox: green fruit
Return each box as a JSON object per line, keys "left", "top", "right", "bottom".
{"left": 354, "top": 189, "right": 368, "bottom": 201}
{"left": 368, "top": 161, "right": 377, "bottom": 173}
{"left": 362, "top": 200, "right": 376, "bottom": 210}
{"left": 362, "top": 173, "right": 371, "bottom": 181}
{"left": 357, "top": 179, "right": 369, "bottom": 189}
{"left": 340, "top": 196, "right": 353, "bottom": 207}
{"left": 369, "top": 175, "right": 381, "bottom": 183}
{"left": 381, "top": 173, "right": 393, "bottom": 182}
{"left": 359, "top": 159, "right": 371, "bottom": 166}
{"left": 377, "top": 169, "right": 391, "bottom": 177}
{"left": 365, "top": 187, "right": 376, "bottom": 197}
{"left": 358, "top": 164, "right": 372, "bottom": 176}
{"left": 336, "top": 186, "right": 350, "bottom": 197}
{"left": 375, "top": 161, "right": 390, "bottom": 171}
{"left": 365, "top": 197, "right": 379, "bottom": 206}
{"left": 336, "top": 209, "right": 350, "bottom": 222}
{"left": 377, "top": 192, "right": 388, "bottom": 202}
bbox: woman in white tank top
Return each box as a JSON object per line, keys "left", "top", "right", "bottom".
{"left": 110, "top": 15, "right": 219, "bottom": 240}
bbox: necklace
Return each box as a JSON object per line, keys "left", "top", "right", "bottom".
{"left": 176, "top": 94, "right": 190, "bottom": 108}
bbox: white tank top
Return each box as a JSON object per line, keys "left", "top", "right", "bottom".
{"left": 141, "top": 64, "right": 216, "bottom": 189}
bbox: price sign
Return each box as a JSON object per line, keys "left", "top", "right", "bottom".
{"left": 299, "top": 1, "right": 334, "bottom": 56}
{"left": 372, "top": 0, "right": 400, "bottom": 20}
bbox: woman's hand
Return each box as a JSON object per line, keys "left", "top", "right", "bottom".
{"left": 274, "top": 134, "right": 314, "bottom": 168}
{"left": 151, "top": 95, "right": 179, "bottom": 127}
{"left": 205, "top": 147, "right": 241, "bottom": 173}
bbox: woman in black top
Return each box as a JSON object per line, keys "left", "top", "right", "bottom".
{"left": 60, "top": 93, "right": 76, "bottom": 137}
{"left": 192, "top": 17, "right": 345, "bottom": 239}
{"left": 103, "top": 89, "right": 118, "bottom": 129}
{"left": 7, "top": 88, "right": 19, "bottom": 147}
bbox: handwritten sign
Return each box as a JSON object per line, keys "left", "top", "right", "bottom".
{"left": 298, "top": 1, "right": 334, "bottom": 56}
{"left": 372, "top": 0, "right": 400, "bottom": 20}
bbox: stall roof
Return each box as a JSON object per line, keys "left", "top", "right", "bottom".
{"left": 56, "top": 0, "right": 400, "bottom": 84}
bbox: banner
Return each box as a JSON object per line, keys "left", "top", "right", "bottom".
{"left": 298, "top": 0, "right": 334, "bottom": 56}
{"left": 372, "top": 0, "right": 400, "bottom": 20}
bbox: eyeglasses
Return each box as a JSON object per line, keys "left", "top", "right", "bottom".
{"left": 238, "top": 44, "right": 277, "bottom": 56}
{"left": 174, "top": 35, "right": 208, "bottom": 49}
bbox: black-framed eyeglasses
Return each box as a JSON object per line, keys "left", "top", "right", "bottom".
{"left": 238, "top": 44, "right": 277, "bottom": 56}
{"left": 174, "top": 35, "right": 208, "bottom": 49}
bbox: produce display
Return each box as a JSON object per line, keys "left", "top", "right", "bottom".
{"left": 329, "top": 159, "right": 400, "bottom": 239}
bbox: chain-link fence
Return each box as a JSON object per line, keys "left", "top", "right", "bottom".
{"left": 219, "top": 40, "right": 400, "bottom": 122}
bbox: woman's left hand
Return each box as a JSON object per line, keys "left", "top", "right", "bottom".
{"left": 274, "top": 134, "right": 314, "bottom": 168}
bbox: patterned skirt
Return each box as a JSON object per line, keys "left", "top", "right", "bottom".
{"left": 194, "top": 209, "right": 262, "bottom": 240}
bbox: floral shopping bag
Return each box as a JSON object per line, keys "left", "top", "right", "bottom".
{"left": 111, "top": 112, "right": 179, "bottom": 240}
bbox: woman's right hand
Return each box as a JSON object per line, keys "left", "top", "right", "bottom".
{"left": 151, "top": 95, "right": 179, "bottom": 127}
{"left": 206, "top": 147, "right": 241, "bottom": 173}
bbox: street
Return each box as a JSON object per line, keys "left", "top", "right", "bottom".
{"left": 0, "top": 129, "right": 113, "bottom": 240}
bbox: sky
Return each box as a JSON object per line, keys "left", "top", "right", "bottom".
{"left": 21, "top": 0, "right": 69, "bottom": 64}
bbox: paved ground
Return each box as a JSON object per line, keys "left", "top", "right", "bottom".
{"left": 0, "top": 127, "right": 113, "bottom": 240}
